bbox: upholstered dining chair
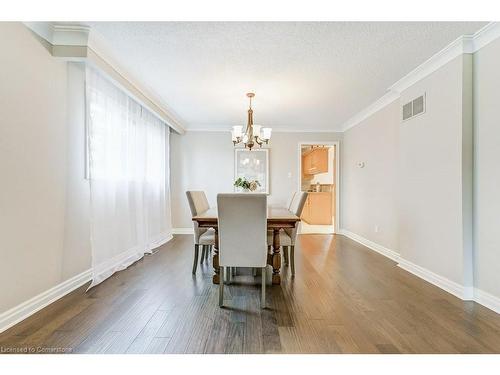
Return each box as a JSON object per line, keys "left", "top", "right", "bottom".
{"left": 186, "top": 191, "right": 215, "bottom": 274}
{"left": 268, "top": 191, "right": 308, "bottom": 276}
{"left": 286, "top": 191, "right": 296, "bottom": 210}
{"left": 217, "top": 193, "right": 268, "bottom": 308}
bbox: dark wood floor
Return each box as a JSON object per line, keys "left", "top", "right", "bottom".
{"left": 1, "top": 234, "right": 500, "bottom": 354}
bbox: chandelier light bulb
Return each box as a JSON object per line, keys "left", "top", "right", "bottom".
{"left": 262, "top": 127, "right": 272, "bottom": 140}
{"left": 252, "top": 125, "right": 262, "bottom": 138}
{"left": 232, "top": 125, "right": 243, "bottom": 138}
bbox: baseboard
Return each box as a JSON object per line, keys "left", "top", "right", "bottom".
{"left": 0, "top": 268, "right": 92, "bottom": 334}
{"left": 338, "top": 228, "right": 479, "bottom": 303}
{"left": 338, "top": 229, "right": 400, "bottom": 262}
{"left": 474, "top": 288, "right": 500, "bottom": 314}
{"left": 397, "top": 258, "right": 473, "bottom": 300}
{"left": 0, "top": 233, "right": 174, "bottom": 333}
{"left": 172, "top": 228, "right": 194, "bottom": 235}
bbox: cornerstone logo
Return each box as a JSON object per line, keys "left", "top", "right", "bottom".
{"left": 0, "top": 346, "right": 72, "bottom": 354}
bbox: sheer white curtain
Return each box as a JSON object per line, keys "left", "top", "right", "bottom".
{"left": 86, "top": 68, "right": 172, "bottom": 288}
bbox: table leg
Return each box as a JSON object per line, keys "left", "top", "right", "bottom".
{"left": 212, "top": 227, "right": 220, "bottom": 284}
{"left": 272, "top": 228, "right": 281, "bottom": 285}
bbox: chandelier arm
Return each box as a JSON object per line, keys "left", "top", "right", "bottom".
{"left": 232, "top": 92, "right": 270, "bottom": 150}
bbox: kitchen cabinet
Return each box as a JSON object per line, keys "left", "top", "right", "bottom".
{"left": 301, "top": 192, "right": 332, "bottom": 225}
{"left": 302, "top": 148, "right": 328, "bottom": 175}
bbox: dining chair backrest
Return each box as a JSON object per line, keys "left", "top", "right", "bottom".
{"left": 286, "top": 191, "right": 296, "bottom": 211}
{"left": 291, "top": 192, "right": 308, "bottom": 217}
{"left": 217, "top": 193, "right": 268, "bottom": 268}
{"left": 186, "top": 191, "right": 210, "bottom": 244}
{"left": 285, "top": 192, "right": 308, "bottom": 244}
{"left": 186, "top": 190, "right": 210, "bottom": 216}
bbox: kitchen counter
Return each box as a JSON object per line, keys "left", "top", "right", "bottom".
{"left": 306, "top": 184, "right": 334, "bottom": 193}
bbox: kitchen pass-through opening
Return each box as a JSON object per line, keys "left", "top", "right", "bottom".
{"left": 298, "top": 142, "right": 338, "bottom": 234}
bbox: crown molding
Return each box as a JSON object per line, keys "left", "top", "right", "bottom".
{"left": 389, "top": 22, "right": 499, "bottom": 94}
{"left": 184, "top": 126, "right": 343, "bottom": 133}
{"left": 183, "top": 127, "right": 230, "bottom": 132}
{"left": 266, "top": 128, "right": 343, "bottom": 133}
{"left": 24, "top": 22, "right": 500, "bottom": 136}
{"left": 472, "top": 22, "right": 500, "bottom": 52}
{"left": 52, "top": 24, "right": 90, "bottom": 46}
{"left": 23, "top": 22, "right": 186, "bottom": 135}
{"left": 341, "top": 91, "right": 400, "bottom": 132}
{"left": 342, "top": 22, "right": 500, "bottom": 133}
{"left": 389, "top": 35, "right": 474, "bottom": 94}
{"left": 24, "top": 22, "right": 90, "bottom": 46}
{"left": 85, "top": 47, "right": 185, "bottom": 134}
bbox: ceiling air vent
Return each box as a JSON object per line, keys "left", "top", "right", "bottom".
{"left": 402, "top": 93, "right": 426, "bottom": 121}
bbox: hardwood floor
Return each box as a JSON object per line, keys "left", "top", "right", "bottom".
{"left": 1, "top": 234, "right": 500, "bottom": 354}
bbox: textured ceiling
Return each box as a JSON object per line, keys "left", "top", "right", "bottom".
{"left": 88, "top": 22, "right": 486, "bottom": 131}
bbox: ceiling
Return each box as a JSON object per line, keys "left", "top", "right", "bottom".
{"left": 88, "top": 22, "right": 486, "bottom": 132}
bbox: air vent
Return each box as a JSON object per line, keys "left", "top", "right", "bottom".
{"left": 402, "top": 93, "right": 426, "bottom": 121}
{"left": 402, "top": 102, "right": 413, "bottom": 121}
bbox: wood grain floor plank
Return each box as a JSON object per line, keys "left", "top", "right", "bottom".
{"left": 1, "top": 234, "right": 500, "bottom": 354}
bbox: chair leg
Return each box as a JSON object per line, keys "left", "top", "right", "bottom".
{"left": 261, "top": 267, "right": 266, "bottom": 309}
{"left": 290, "top": 245, "right": 295, "bottom": 277}
{"left": 219, "top": 267, "right": 224, "bottom": 307}
{"left": 283, "top": 246, "right": 289, "bottom": 266}
{"left": 192, "top": 244, "right": 199, "bottom": 274}
{"left": 252, "top": 268, "right": 257, "bottom": 277}
{"left": 200, "top": 245, "right": 206, "bottom": 264}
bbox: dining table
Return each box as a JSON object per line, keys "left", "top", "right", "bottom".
{"left": 192, "top": 206, "right": 300, "bottom": 285}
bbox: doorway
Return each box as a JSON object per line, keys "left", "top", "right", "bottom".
{"left": 297, "top": 142, "right": 339, "bottom": 234}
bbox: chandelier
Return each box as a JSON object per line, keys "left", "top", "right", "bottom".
{"left": 231, "top": 93, "right": 272, "bottom": 150}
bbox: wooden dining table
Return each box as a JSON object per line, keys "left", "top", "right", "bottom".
{"left": 192, "top": 206, "right": 300, "bottom": 285}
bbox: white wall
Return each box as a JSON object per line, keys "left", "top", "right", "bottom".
{"left": 170, "top": 131, "right": 342, "bottom": 228}
{"left": 341, "top": 100, "right": 400, "bottom": 251}
{"left": 342, "top": 44, "right": 500, "bottom": 306}
{"left": 0, "top": 23, "right": 90, "bottom": 314}
{"left": 473, "top": 37, "right": 500, "bottom": 299}
{"left": 398, "top": 54, "right": 473, "bottom": 289}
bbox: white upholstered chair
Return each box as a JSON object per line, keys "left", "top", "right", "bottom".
{"left": 286, "top": 191, "right": 296, "bottom": 210}
{"left": 217, "top": 193, "right": 268, "bottom": 308}
{"left": 268, "top": 191, "right": 307, "bottom": 276}
{"left": 186, "top": 191, "right": 215, "bottom": 274}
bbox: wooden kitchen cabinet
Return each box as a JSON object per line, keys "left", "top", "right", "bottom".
{"left": 301, "top": 192, "right": 332, "bottom": 225}
{"left": 302, "top": 148, "right": 328, "bottom": 175}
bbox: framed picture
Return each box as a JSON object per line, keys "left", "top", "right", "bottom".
{"left": 234, "top": 148, "right": 269, "bottom": 194}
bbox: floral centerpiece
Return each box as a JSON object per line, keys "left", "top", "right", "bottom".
{"left": 234, "top": 177, "right": 261, "bottom": 192}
